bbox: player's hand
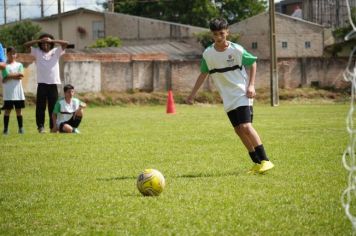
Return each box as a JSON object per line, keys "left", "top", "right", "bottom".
{"left": 246, "top": 85, "right": 256, "bottom": 98}
{"left": 185, "top": 95, "right": 194, "bottom": 105}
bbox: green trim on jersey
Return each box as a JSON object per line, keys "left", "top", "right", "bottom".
{"left": 2, "top": 67, "right": 9, "bottom": 79}
{"left": 242, "top": 49, "right": 257, "bottom": 66}
{"left": 2, "top": 63, "right": 24, "bottom": 79}
{"left": 200, "top": 58, "right": 209, "bottom": 73}
{"left": 53, "top": 98, "right": 63, "bottom": 114}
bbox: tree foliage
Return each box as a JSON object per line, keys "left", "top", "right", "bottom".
{"left": 0, "top": 21, "right": 41, "bottom": 52}
{"left": 110, "top": 0, "right": 267, "bottom": 28}
{"left": 90, "top": 36, "right": 122, "bottom": 48}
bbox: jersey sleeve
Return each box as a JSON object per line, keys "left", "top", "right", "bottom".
{"left": 18, "top": 63, "right": 24, "bottom": 73}
{"left": 2, "top": 66, "right": 9, "bottom": 79}
{"left": 200, "top": 57, "right": 209, "bottom": 73}
{"left": 241, "top": 49, "right": 257, "bottom": 66}
{"left": 53, "top": 101, "right": 60, "bottom": 114}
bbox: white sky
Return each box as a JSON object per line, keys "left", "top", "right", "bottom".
{"left": 0, "top": 0, "right": 106, "bottom": 25}
{"left": 0, "top": 0, "right": 282, "bottom": 25}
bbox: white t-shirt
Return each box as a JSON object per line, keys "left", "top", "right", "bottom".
{"left": 31, "top": 47, "right": 64, "bottom": 84}
{"left": 53, "top": 97, "right": 81, "bottom": 126}
{"left": 201, "top": 42, "right": 257, "bottom": 112}
{"left": 2, "top": 62, "right": 25, "bottom": 101}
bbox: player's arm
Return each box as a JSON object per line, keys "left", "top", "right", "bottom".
{"left": 0, "top": 62, "right": 5, "bottom": 70}
{"left": 242, "top": 49, "right": 258, "bottom": 98}
{"left": 23, "top": 39, "right": 40, "bottom": 49}
{"left": 186, "top": 57, "right": 210, "bottom": 104}
{"left": 186, "top": 73, "right": 209, "bottom": 104}
{"left": 4, "top": 64, "right": 24, "bottom": 80}
{"left": 51, "top": 39, "right": 69, "bottom": 50}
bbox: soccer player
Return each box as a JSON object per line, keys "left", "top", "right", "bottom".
{"left": 51, "top": 84, "right": 86, "bottom": 134}
{"left": 24, "top": 33, "right": 68, "bottom": 133}
{"left": 2, "top": 47, "right": 25, "bottom": 135}
{"left": 186, "top": 18, "right": 274, "bottom": 174}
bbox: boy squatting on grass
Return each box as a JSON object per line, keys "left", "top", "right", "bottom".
{"left": 51, "top": 84, "right": 86, "bottom": 134}
{"left": 2, "top": 47, "right": 26, "bottom": 135}
{"left": 186, "top": 18, "right": 274, "bottom": 174}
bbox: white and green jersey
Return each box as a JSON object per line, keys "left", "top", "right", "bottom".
{"left": 201, "top": 41, "right": 257, "bottom": 112}
{"left": 2, "top": 62, "right": 25, "bottom": 101}
{"left": 53, "top": 97, "right": 81, "bottom": 126}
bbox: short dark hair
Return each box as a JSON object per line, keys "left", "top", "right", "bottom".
{"left": 38, "top": 33, "right": 55, "bottom": 51}
{"left": 6, "top": 46, "right": 16, "bottom": 54}
{"left": 63, "top": 84, "right": 74, "bottom": 92}
{"left": 209, "top": 18, "right": 228, "bottom": 31}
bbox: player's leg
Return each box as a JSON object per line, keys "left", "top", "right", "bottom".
{"left": 228, "top": 106, "right": 260, "bottom": 172}
{"left": 36, "top": 84, "right": 47, "bottom": 133}
{"left": 3, "top": 101, "right": 12, "bottom": 135}
{"left": 15, "top": 101, "right": 25, "bottom": 134}
{"left": 238, "top": 122, "right": 274, "bottom": 173}
{"left": 47, "top": 84, "right": 58, "bottom": 130}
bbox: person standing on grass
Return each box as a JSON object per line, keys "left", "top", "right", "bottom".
{"left": 51, "top": 84, "right": 86, "bottom": 134}
{"left": 186, "top": 18, "right": 274, "bottom": 174}
{"left": 24, "top": 33, "right": 68, "bottom": 133}
{"left": 2, "top": 47, "right": 25, "bottom": 135}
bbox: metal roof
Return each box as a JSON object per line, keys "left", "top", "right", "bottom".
{"left": 66, "top": 41, "right": 203, "bottom": 61}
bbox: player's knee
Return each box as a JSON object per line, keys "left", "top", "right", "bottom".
{"left": 63, "top": 124, "right": 73, "bottom": 133}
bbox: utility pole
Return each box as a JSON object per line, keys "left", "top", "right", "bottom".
{"left": 57, "top": 0, "right": 63, "bottom": 39}
{"left": 41, "top": 0, "right": 44, "bottom": 17}
{"left": 18, "top": 2, "right": 22, "bottom": 21}
{"left": 3, "top": 0, "right": 6, "bottom": 24}
{"left": 108, "top": 0, "right": 115, "bottom": 12}
{"left": 269, "top": 0, "right": 279, "bottom": 106}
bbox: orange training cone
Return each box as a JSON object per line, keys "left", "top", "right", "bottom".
{"left": 166, "top": 90, "right": 176, "bottom": 114}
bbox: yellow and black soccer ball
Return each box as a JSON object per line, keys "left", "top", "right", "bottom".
{"left": 137, "top": 169, "right": 165, "bottom": 196}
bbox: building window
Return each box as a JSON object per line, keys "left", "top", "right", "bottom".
{"left": 305, "top": 41, "right": 311, "bottom": 48}
{"left": 92, "top": 21, "right": 105, "bottom": 40}
{"left": 252, "top": 42, "right": 258, "bottom": 49}
{"left": 282, "top": 41, "right": 288, "bottom": 49}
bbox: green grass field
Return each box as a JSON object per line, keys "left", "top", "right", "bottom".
{"left": 0, "top": 103, "right": 352, "bottom": 235}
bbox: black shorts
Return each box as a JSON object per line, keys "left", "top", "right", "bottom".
{"left": 227, "top": 106, "right": 253, "bottom": 127}
{"left": 59, "top": 116, "right": 81, "bottom": 132}
{"left": 2, "top": 100, "right": 25, "bottom": 110}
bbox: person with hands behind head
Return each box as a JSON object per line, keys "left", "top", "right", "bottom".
{"left": 51, "top": 84, "right": 86, "bottom": 134}
{"left": 24, "top": 33, "right": 68, "bottom": 133}
{"left": 186, "top": 18, "right": 274, "bottom": 174}
{"left": 2, "top": 47, "right": 25, "bottom": 135}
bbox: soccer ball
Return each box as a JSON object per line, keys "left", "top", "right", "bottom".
{"left": 137, "top": 169, "right": 165, "bottom": 196}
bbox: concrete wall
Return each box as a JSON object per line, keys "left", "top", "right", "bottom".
{"left": 13, "top": 53, "right": 349, "bottom": 97}
{"left": 230, "top": 12, "right": 324, "bottom": 59}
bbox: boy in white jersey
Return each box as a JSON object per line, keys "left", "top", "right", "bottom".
{"left": 2, "top": 47, "right": 25, "bottom": 135}
{"left": 51, "top": 84, "right": 86, "bottom": 134}
{"left": 186, "top": 18, "right": 274, "bottom": 174}
{"left": 24, "top": 33, "right": 68, "bottom": 133}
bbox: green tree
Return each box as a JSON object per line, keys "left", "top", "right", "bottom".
{"left": 0, "top": 21, "right": 41, "bottom": 52}
{"left": 90, "top": 36, "right": 122, "bottom": 48}
{"left": 110, "top": 0, "right": 266, "bottom": 28}
{"left": 214, "top": 0, "right": 267, "bottom": 24}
